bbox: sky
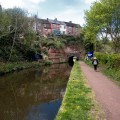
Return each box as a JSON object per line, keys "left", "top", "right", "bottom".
{"left": 0, "top": 0, "right": 97, "bottom": 26}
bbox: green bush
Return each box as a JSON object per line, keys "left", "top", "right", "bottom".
{"left": 94, "top": 52, "right": 108, "bottom": 65}
{"left": 106, "top": 54, "right": 118, "bottom": 69}
{"left": 94, "top": 52, "right": 120, "bottom": 69}
{"left": 115, "top": 56, "right": 120, "bottom": 70}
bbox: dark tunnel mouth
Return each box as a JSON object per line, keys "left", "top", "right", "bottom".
{"left": 68, "top": 56, "right": 79, "bottom": 63}
{"left": 68, "top": 56, "right": 74, "bottom": 63}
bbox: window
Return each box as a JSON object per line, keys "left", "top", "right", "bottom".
{"left": 64, "top": 26, "right": 66, "bottom": 29}
{"left": 48, "top": 29, "right": 50, "bottom": 32}
{"left": 53, "top": 29, "right": 60, "bottom": 35}
{"left": 69, "top": 31, "right": 72, "bottom": 34}
{"left": 45, "top": 29, "right": 47, "bottom": 32}
{"left": 38, "top": 23, "right": 41, "bottom": 26}
{"left": 33, "top": 23, "right": 36, "bottom": 31}
{"left": 76, "top": 28, "right": 78, "bottom": 31}
{"left": 44, "top": 24, "right": 46, "bottom": 27}
{"left": 63, "top": 31, "right": 65, "bottom": 34}
{"left": 69, "top": 27, "right": 72, "bottom": 30}
{"left": 53, "top": 24, "right": 55, "bottom": 27}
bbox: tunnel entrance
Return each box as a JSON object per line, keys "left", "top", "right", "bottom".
{"left": 68, "top": 54, "right": 79, "bottom": 64}
{"left": 68, "top": 53, "right": 80, "bottom": 66}
{"left": 69, "top": 56, "right": 74, "bottom": 63}
{"left": 68, "top": 56, "right": 79, "bottom": 62}
{"left": 68, "top": 56, "right": 74, "bottom": 66}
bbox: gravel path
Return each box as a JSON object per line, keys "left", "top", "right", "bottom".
{"left": 79, "top": 61, "right": 120, "bottom": 120}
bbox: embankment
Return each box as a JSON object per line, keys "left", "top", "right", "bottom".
{"left": 55, "top": 61, "right": 105, "bottom": 120}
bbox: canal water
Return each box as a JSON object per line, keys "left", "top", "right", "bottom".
{"left": 0, "top": 63, "right": 73, "bottom": 120}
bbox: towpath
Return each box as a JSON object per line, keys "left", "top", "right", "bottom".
{"left": 79, "top": 61, "right": 120, "bottom": 120}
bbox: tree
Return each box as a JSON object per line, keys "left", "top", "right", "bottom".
{"left": 84, "top": 0, "right": 120, "bottom": 52}
{"left": 41, "top": 37, "right": 64, "bottom": 50}
{"left": 80, "top": 29, "right": 95, "bottom": 53}
{"left": 0, "top": 5, "right": 2, "bottom": 19}
{"left": 0, "top": 7, "right": 39, "bottom": 62}
{"left": 3, "top": 8, "right": 29, "bottom": 61}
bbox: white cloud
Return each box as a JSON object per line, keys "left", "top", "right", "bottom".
{"left": 43, "top": 9, "right": 85, "bottom": 26}
{"left": 0, "top": 0, "right": 24, "bottom": 9}
{"left": 0, "top": 0, "right": 45, "bottom": 17}
{"left": 0, "top": 0, "right": 87, "bottom": 26}
{"left": 29, "top": 0, "right": 46, "bottom": 4}
{"left": 84, "top": 0, "right": 96, "bottom": 4}
{"left": 0, "top": 0, "right": 46, "bottom": 9}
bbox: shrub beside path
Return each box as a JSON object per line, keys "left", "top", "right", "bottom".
{"left": 79, "top": 61, "right": 120, "bottom": 120}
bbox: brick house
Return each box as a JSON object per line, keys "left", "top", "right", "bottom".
{"left": 65, "top": 21, "right": 73, "bottom": 35}
{"left": 40, "top": 19, "right": 52, "bottom": 35}
{"left": 59, "top": 21, "right": 66, "bottom": 35}
{"left": 65, "top": 21, "right": 81, "bottom": 36}
{"left": 30, "top": 16, "right": 81, "bottom": 36}
{"left": 30, "top": 16, "right": 52, "bottom": 35}
{"left": 48, "top": 18, "right": 60, "bottom": 35}
{"left": 73, "top": 24, "right": 81, "bottom": 36}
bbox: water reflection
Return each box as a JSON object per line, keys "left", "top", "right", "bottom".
{"left": 0, "top": 63, "right": 72, "bottom": 120}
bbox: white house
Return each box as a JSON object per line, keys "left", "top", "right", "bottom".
{"left": 59, "top": 21, "right": 66, "bottom": 35}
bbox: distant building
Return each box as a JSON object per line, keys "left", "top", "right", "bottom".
{"left": 65, "top": 21, "right": 81, "bottom": 36}
{"left": 59, "top": 21, "right": 66, "bottom": 35}
{"left": 30, "top": 16, "right": 52, "bottom": 35}
{"left": 30, "top": 16, "right": 81, "bottom": 36}
{"left": 48, "top": 18, "right": 60, "bottom": 35}
{"left": 40, "top": 18, "right": 52, "bottom": 35}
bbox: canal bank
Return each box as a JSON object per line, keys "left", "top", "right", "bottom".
{"left": 55, "top": 61, "right": 105, "bottom": 120}
{"left": 0, "top": 60, "right": 52, "bottom": 76}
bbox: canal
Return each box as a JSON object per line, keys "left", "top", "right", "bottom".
{"left": 0, "top": 63, "right": 73, "bottom": 120}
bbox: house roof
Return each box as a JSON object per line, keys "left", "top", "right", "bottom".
{"left": 48, "top": 19, "right": 60, "bottom": 25}
{"left": 38, "top": 19, "right": 50, "bottom": 24}
{"left": 65, "top": 22, "right": 81, "bottom": 28}
{"left": 58, "top": 21, "right": 66, "bottom": 25}
{"left": 30, "top": 17, "right": 81, "bottom": 27}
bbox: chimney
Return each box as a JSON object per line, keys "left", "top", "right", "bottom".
{"left": 69, "top": 21, "right": 72, "bottom": 23}
{"left": 34, "top": 15, "right": 37, "bottom": 19}
{"left": 54, "top": 18, "right": 57, "bottom": 21}
{"left": 47, "top": 18, "right": 48, "bottom": 20}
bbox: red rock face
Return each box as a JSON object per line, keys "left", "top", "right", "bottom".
{"left": 48, "top": 44, "right": 85, "bottom": 63}
{"left": 48, "top": 48, "right": 67, "bottom": 63}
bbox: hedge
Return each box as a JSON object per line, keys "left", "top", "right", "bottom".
{"left": 94, "top": 52, "right": 120, "bottom": 69}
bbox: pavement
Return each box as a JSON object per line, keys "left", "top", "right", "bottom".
{"left": 79, "top": 61, "right": 120, "bottom": 120}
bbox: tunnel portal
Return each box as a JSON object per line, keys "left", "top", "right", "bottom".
{"left": 68, "top": 53, "right": 80, "bottom": 63}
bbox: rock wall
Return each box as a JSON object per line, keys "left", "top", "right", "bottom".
{"left": 48, "top": 44, "right": 85, "bottom": 63}
{"left": 48, "top": 48, "right": 67, "bottom": 63}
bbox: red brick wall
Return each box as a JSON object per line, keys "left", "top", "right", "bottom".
{"left": 72, "top": 27, "right": 81, "bottom": 36}
{"left": 43, "top": 28, "right": 52, "bottom": 34}
{"left": 66, "top": 26, "right": 73, "bottom": 35}
{"left": 44, "top": 23, "right": 51, "bottom": 28}
{"left": 51, "top": 24, "right": 60, "bottom": 30}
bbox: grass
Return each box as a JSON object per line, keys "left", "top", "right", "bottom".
{"left": 55, "top": 61, "right": 105, "bottom": 120}
{"left": 83, "top": 58, "right": 120, "bottom": 87}
{"left": 102, "top": 69, "right": 120, "bottom": 86}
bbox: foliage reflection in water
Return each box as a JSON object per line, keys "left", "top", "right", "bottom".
{"left": 0, "top": 63, "right": 72, "bottom": 120}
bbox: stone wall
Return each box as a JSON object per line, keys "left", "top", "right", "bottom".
{"left": 48, "top": 44, "right": 85, "bottom": 63}
{"left": 48, "top": 48, "right": 67, "bottom": 63}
